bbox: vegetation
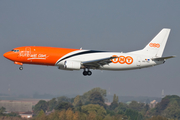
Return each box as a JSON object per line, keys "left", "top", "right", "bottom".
{"left": 149, "top": 95, "right": 180, "bottom": 119}
{"left": 0, "top": 87, "right": 180, "bottom": 120}
{"left": 0, "top": 107, "right": 21, "bottom": 120}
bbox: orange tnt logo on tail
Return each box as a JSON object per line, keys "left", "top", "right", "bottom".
{"left": 149, "top": 43, "right": 160, "bottom": 48}
{"left": 111, "top": 56, "right": 133, "bottom": 65}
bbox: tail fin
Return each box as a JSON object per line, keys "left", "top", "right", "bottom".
{"left": 142, "top": 28, "right": 171, "bottom": 57}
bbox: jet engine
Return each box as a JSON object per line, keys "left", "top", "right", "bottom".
{"left": 63, "top": 60, "right": 81, "bottom": 70}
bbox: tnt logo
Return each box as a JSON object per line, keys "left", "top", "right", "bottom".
{"left": 149, "top": 43, "right": 160, "bottom": 48}
{"left": 111, "top": 55, "right": 133, "bottom": 65}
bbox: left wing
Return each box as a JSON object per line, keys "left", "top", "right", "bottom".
{"left": 82, "top": 56, "right": 117, "bottom": 69}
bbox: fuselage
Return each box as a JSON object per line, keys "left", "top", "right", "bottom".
{"left": 3, "top": 46, "right": 164, "bottom": 71}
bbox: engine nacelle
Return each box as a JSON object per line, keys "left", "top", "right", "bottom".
{"left": 63, "top": 60, "right": 81, "bottom": 70}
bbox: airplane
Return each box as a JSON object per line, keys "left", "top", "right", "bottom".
{"left": 3, "top": 28, "right": 175, "bottom": 76}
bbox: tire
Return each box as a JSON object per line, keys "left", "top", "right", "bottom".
{"left": 83, "top": 71, "right": 87, "bottom": 76}
{"left": 87, "top": 71, "right": 92, "bottom": 76}
{"left": 19, "top": 67, "right": 23, "bottom": 70}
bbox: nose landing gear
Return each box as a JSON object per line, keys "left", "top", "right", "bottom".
{"left": 14, "top": 62, "right": 23, "bottom": 70}
{"left": 19, "top": 66, "right": 23, "bottom": 70}
{"left": 83, "top": 69, "right": 92, "bottom": 76}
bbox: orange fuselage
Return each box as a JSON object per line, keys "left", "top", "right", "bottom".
{"left": 3, "top": 46, "right": 78, "bottom": 66}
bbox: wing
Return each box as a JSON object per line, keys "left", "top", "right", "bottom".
{"left": 152, "top": 55, "right": 176, "bottom": 61}
{"left": 82, "top": 56, "right": 117, "bottom": 69}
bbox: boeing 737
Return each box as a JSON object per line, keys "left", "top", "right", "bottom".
{"left": 3, "top": 28, "right": 175, "bottom": 76}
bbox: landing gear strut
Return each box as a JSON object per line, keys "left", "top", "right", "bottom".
{"left": 83, "top": 69, "right": 92, "bottom": 76}
{"left": 19, "top": 66, "right": 23, "bottom": 70}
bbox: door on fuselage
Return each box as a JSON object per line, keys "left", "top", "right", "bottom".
{"left": 137, "top": 57, "right": 141, "bottom": 66}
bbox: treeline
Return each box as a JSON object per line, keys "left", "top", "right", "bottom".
{"left": 31, "top": 88, "right": 179, "bottom": 120}
{"left": 0, "top": 87, "right": 180, "bottom": 120}
{"left": 32, "top": 87, "right": 144, "bottom": 120}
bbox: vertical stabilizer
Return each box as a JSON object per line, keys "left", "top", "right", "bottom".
{"left": 142, "top": 28, "right": 171, "bottom": 57}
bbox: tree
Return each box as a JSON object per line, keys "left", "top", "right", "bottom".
{"left": 109, "top": 94, "right": 119, "bottom": 110}
{"left": 113, "top": 94, "right": 119, "bottom": 103}
{"left": 55, "top": 102, "right": 73, "bottom": 111}
{"left": 73, "top": 111, "right": 80, "bottom": 120}
{"left": 47, "top": 98, "right": 57, "bottom": 111}
{"left": 110, "top": 101, "right": 119, "bottom": 110}
{"left": 58, "top": 110, "right": 66, "bottom": 120}
{"left": 103, "top": 114, "right": 113, "bottom": 120}
{"left": 37, "top": 109, "right": 45, "bottom": 118}
{"left": 81, "top": 87, "right": 106, "bottom": 104}
{"left": 149, "top": 95, "right": 180, "bottom": 119}
{"left": 87, "top": 111, "right": 97, "bottom": 120}
{"left": 66, "top": 108, "right": 73, "bottom": 120}
{"left": 125, "top": 109, "right": 143, "bottom": 120}
{"left": 75, "top": 100, "right": 83, "bottom": 112}
{"left": 7, "top": 112, "right": 20, "bottom": 117}
{"left": 57, "top": 96, "right": 72, "bottom": 103}
{"left": 114, "top": 102, "right": 128, "bottom": 114}
{"left": 46, "top": 110, "right": 59, "bottom": 120}
{"left": 162, "top": 101, "right": 180, "bottom": 119}
{"left": 76, "top": 100, "right": 83, "bottom": 107}
{"left": 154, "top": 97, "right": 170, "bottom": 115}
{"left": 0, "top": 107, "right": 5, "bottom": 116}
{"left": 129, "top": 101, "right": 144, "bottom": 112}
{"left": 81, "top": 104, "right": 106, "bottom": 117}
{"left": 89, "top": 91, "right": 105, "bottom": 107}
{"left": 147, "top": 115, "right": 168, "bottom": 120}
{"left": 73, "top": 95, "right": 81, "bottom": 107}
{"left": 34, "top": 100, "right": 48, "bottom": 116}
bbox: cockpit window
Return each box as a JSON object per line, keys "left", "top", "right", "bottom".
{"left": 11, "top": 49, "right": 19, "bottom": 52}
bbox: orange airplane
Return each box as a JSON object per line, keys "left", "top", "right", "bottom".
{"left": 3, "top": 28, "right": 175, "bottom": 76}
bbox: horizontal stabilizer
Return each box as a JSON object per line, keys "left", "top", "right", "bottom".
{"left": 151, "top": 55, "right": 176, "bottom": 61}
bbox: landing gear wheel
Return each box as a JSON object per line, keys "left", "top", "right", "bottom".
{"left": 19, "top": 66, "right": 23, "bottom": 70}
{"left": 87, "top": 71, "right": 92, "bottom": 76}
{"left": 83, "top": 69, "right": 92, "bottom": 76}
{"left": 83, "top": 71, "right": 87, "bottom": 76}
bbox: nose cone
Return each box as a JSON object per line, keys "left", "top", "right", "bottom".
{"left": 3, "top": 52, "right": 9, "bottom": 59}
{"left": 3, "top": 51, "right": 14, "bottom": 60}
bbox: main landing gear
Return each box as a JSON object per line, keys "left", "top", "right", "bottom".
{"left": 19, "top": 66, "right": 23, "bottom": 70}
{"left": 83, "top": 69, "right": 92, "bottom": 76}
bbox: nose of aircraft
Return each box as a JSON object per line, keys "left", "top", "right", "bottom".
{"left": 3, "top": 52, "right": 9, "bottom": 58}
{"left": 3, "top": 51, "right": 12, "bottom": 60}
